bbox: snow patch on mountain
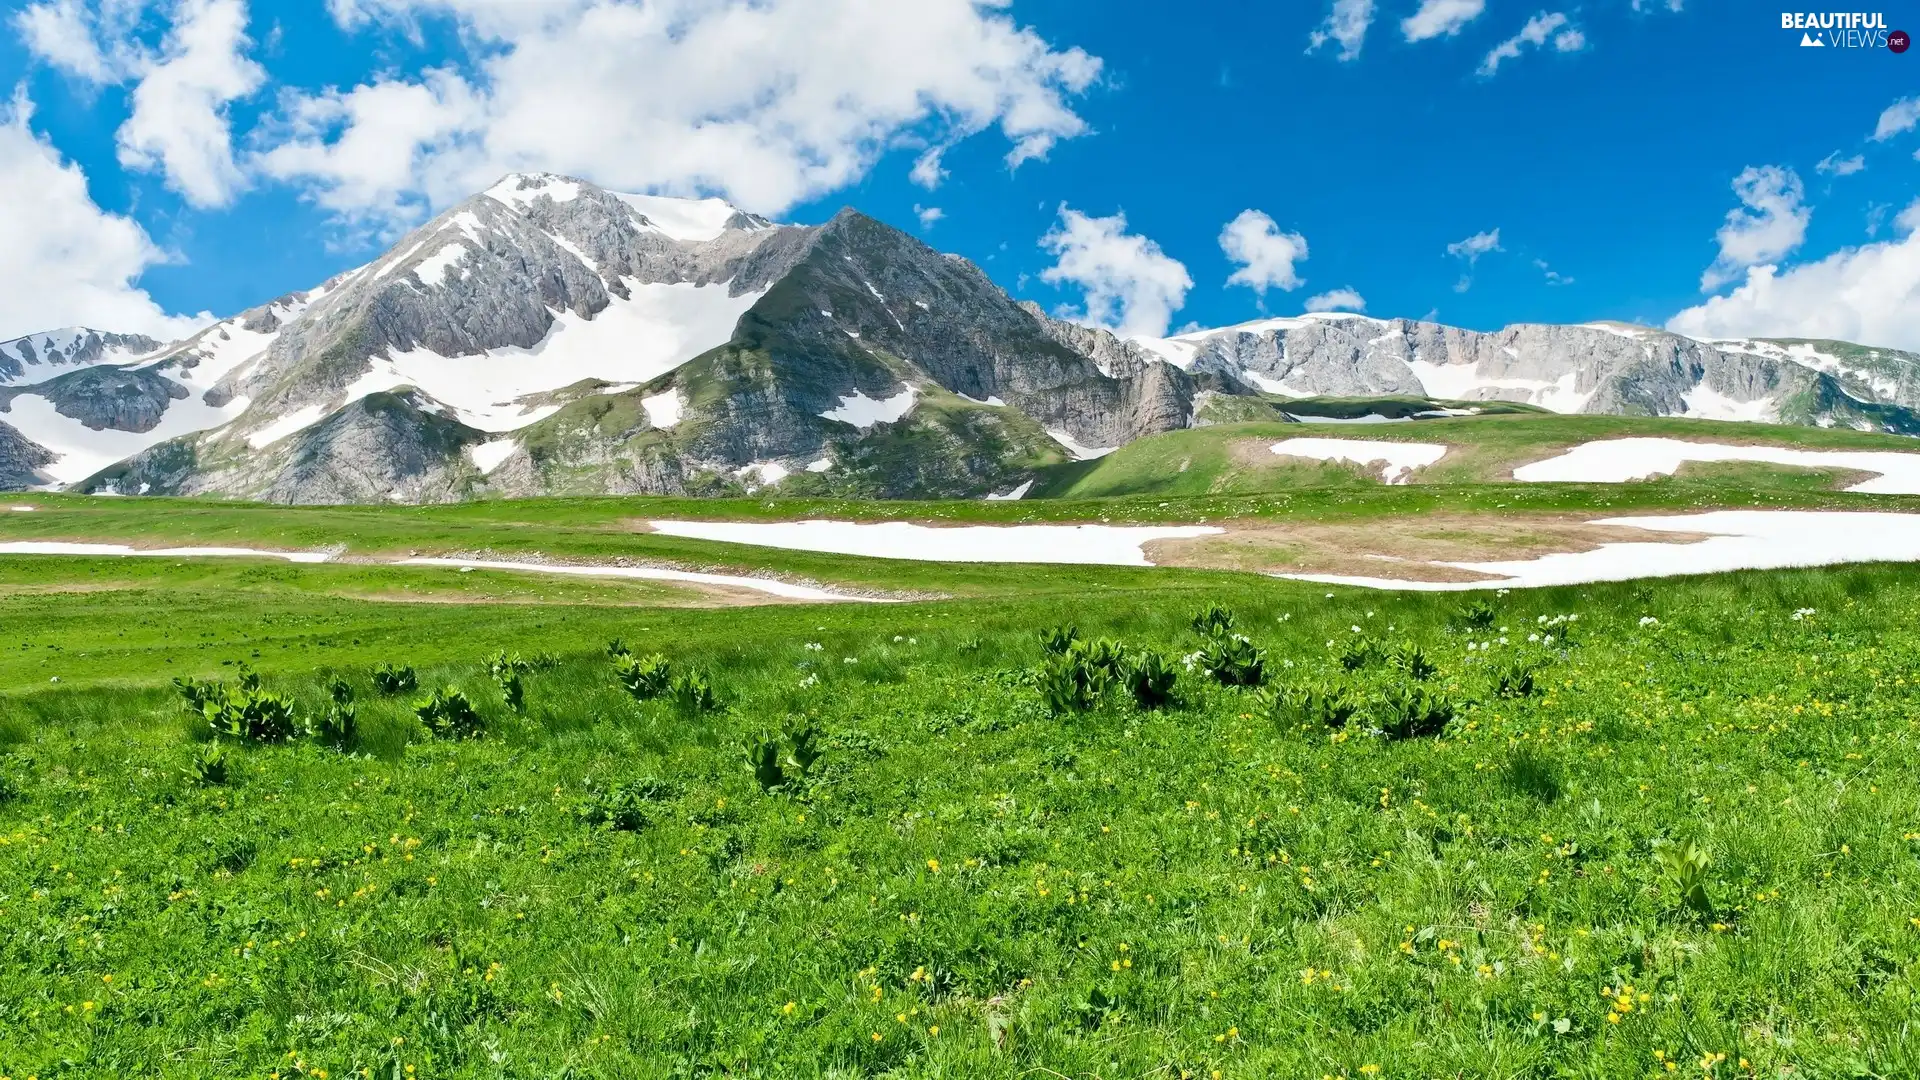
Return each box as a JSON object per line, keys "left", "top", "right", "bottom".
{"left": 821, "top": 386, "right": 918, "bottom": 429}
{"left": 1047, "top": 429, "right": 1117, "bottom": 460}
{"left": 614, "top": 192, "right": 753, "bottom": 243}
{"left": 2, "top": 391, "right": 251, "bottom": 485}
{"left": 470, "top": 438, "right": 518, "bottom": 474}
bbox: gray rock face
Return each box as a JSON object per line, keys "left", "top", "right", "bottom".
{"left": 0, "top": 422, "right": 54, "bottom": 490}
{"left": 1, "top": 366, "right": 188, "bottom": 433}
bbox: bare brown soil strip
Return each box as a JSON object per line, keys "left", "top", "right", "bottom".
{"left": 1143, "top": 511, "right": 1712, "bottom": 582}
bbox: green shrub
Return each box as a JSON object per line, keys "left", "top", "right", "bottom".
{"left": 1374, "top": 684, "right": 1454, "bottom": 740}
{"left": 615, "top": 654, "right": 673, "bottom": 701}
{"left": 1393, "top": 645, "right": 1438, "bottom": 681}
{"left": 1338, "top": 635, "right": 1383, "bottom": 671}
{"left": 577, "top": 778, "right": 676, "bottom": 831}
{"left": 667, "top": 672, "right": 719, "bottom": 715}
{"left": 1079, "top": 637, "right": 1127, "bottom": 677}
{"left": 1037, "top": 651, "right": 1108, "bottom": 715}
{"left": 1494, "top": 663, "right": 1538, "bottom": 699}
{"left": 1121, "top": 651, "right": 1178, "bottom": 709}
{"left": 416, "top": 688, "right": 484, "bottom": 740}
{"left": 1190, "top": 604, "right": 1236, "bottom": 637}
{"left": 606, "top": 638, "right": 631, "bottom": 658}
{"left": 1269, "top": 683, "right": 1360, "bottom": 730}
{"left": 1197, "top": 634, "right": 1266, "bottom": 687}
{"left": 1038, "top": 625, "right": 1081, "bottom": 656}
{"left": 372, "top": 663, "right": 417, "bottom": 695}
{"left": 189, "top": 671, "right": 299, "bottom": 745}
{"left": 785, "top": 723, "right": 826, "bottom": 777}
{"left": 745, "top": 736, "right": 787, "bottom": 791}
{"left": 489, "top": 652, "right": 529, "bottom": 713}
{"left": 306, "top": 678, "right": 357, "bottom": 748}
{"left": 184, "top": 743, "right": 231, "bottom": 787}
{"left": 1459, "top": 599, "right": 1498, "bottom": 631}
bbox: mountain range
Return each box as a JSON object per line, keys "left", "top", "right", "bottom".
{"left": 3, "top": 171, "right": 1917, "bottom": 502}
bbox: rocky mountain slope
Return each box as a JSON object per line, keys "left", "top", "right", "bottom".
{"left": 0, "top": 174, "right": 1916, "bottom": 503}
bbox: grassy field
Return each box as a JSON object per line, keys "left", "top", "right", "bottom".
{"left": 2, "top": 539, "right": 1919, "bottom": 1077}
{"left": 1030, "top": 413, "right": 1920, "bottom": 499}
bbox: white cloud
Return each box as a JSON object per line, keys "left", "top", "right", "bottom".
{"left": 1446, "top": 228, "right": 1502, "bottom": 262}
{"left": 1700, "top": 165, "right": 1808, "bottom": 292}
{"left": 909, "top": 145, "right": 950, "bottom": 190}
{"left": 1220, "top": 209, "right": 1308, "bottom": 294}
{"left": 1402, "top": 0, "right": 1485, "bottom": 42}
{"left": 13, "top": 0, "right": 122, "bottom": 82}
{"left": 1040, "top": 205, "right": 1192, "bottom": 340}
{"left": 1446, "top": 227, "right": 1501, "bottom": 292}
{"left": 1815, "top": 151, "right": 1865, "bottom": 177}
{"left": 112, "top": 0, "right": 264, "bottom": 208}
{"left": 914, "top": 204, "right": 944, "bottom": 229}
{"left": 1873, "top": 96, "right": 1920, "bottom": 141}
{"left": 1534, "top": 258, "right": 1573, "bottom": 285}
{"left": 1478, "top": 12, "right": 1586, "bottom": 76}
{"left": 1630, "top": 0, "right": 1683, "bottom": 11}
{"left": 1307, "top": 0, "right": 1375, "bottom": 61}
{"left": 263, "top": 0, "right": 1102, "bottom": 229}
{"left": 0, "top": 91, "right": 208, "bottom": 342}
{"left": 1668, "top": 198, "right": 1920, "bottom": 351}
{"left": 1304, "top": 287, "right": 1366, "bottom": 313}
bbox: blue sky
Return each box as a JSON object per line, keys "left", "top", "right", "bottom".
{"left": 3, "top": 0, "right": 1918, "bottom": 348}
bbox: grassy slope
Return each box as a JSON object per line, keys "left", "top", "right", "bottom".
{"left": 2, "top": 565, "right": 1918, "bottom": 1076}
{"left": 1031, "top": 412, "right": 1920, "bottom": 499}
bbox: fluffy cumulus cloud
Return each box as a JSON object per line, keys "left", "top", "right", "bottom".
{"left": 1402, "top": 0, "right": 1485, "bottom": 42}
{"left": 1478, "top": 12, "right": 1585, "bottom": 77}
{"left": 1873, "top": 97, "right": 1920, "bottom": 142}
{"left": 115, "top": 0, "right": 265, "bottom": 208}
{"left": 258, "top": 0, "right": 1102, "bottom": 230}
{"left": 1304, "top": 287, "right": 1366, "bottom": 313}
{"left": 1700, "top": 165, "right": 1809, "bottom": 292}
{"left": 1307, "top": 0, "right": 1375, "bottom": 61}
{"left": 0, "top": 92, "right": 208, "bottom": 341}
{"left": 1668, "top": 197, "right": 1920, "bottom": 351}
{"left": 1040, "top": 206, "right": 1193, "bottom": 340}
{"left": 1220, "top": 210, "right": 1309, "bottom": 295}
{"left": 913, "top": 204, "right": 944, "bottom": 229}
{"left": 17, "top": 0, "right": 265, "bottom": 208}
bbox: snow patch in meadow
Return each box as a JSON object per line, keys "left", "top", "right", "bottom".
{"left": 400, "top": 557, "right": 878, "bottom": 603}
{"left": 1512, "top": 438, "right": 1920, "bottom": 494}
{"left": 821, "top": 386, "right": 917, "bottom": 429}
{"left": 1287, "top": 511, "right": 1920, "bottom": 592}
{"left": 1270, "top": 438, "right": 1447, "bottom": 484}
{"left": 0, "top": 542, "right": 331, "bottom": 563}
{"left": 646, "top": 519, "right": 1222, "bottom": 567}
{"left": 10, "top": 505, "right": 37, "bottom": 511}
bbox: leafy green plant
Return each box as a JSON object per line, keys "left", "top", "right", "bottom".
{"left": 1394, "top": 645, "right": 1438, "bottom": 681}
{"left": 1494, "top": 663, "right": 1538, "bottom": 699}
{"left": 192, "top": 673, "right": 300, "bottom": 745}
{"left": 489, "top": 652, "right": 529, "bottom": 713}
{"left": 305, "top": 678, "right": 357, "bottom": 747}
{"left": 1037, "top": 650, "right": 1108, "bottom": 715}
{"left": 416, "top": 688, "right": 484, "bottom": 740}
{"left": 1190, "top": 604, "right": 1236, "bottom": 637}
{"left": 577, "top": 778, "right": 675, "bottom": 831}
{"left": 0, "top": 771, "right": 21, "bottom": 806}
{"left": 605, "top": 638, "right": 631, "bottom": 658}
{"left": 184, "top": 742, "right": 230, "bottom": 787}
{"left": 1198, "top": 634, "right": 1266, "bottom": 688}
{"left": 1121, "top": 650, "right": 1178, "bottom": 709}
{"left": 785, "top": 723, "right": 826, "bottom": 778}
{"left": 1080, "top": 637, "right": 1128, "bottom": 678}
{"left": 1338, "top": 635, "right": 1383, "bottom": 671}
{"left": 372, "top": 663, "right": 417, "bottom": 695}
{"left": 1269, "top": 683, "right": 1360, "bottom": 730}
{"left": 615, "top": 653, "right": 672, "bottom": 701}
{"left": 1374, "top": 685, "right": 1454, "bottom": 740}
{"left": 1653, "top": 839, "right": 1716, "bottom": 920}
{"left": 1038, "top": 625, "right": 1081, "bottom": 656}
{"left": 667, "top": 672, "right": 719, "bottom": 715}
{"left": 745, "top": 736, "right": 787, "bottom": 792}
{"left": 1459, "top": 599, "right": 1498, "bottom": 631}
